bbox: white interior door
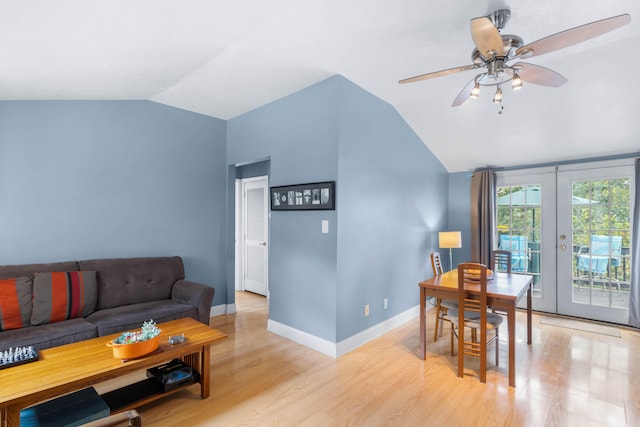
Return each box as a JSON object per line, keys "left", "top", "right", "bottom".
{"left": 242, "top": 176, "right": 269, "bottom": 296}
{"left": 557, "top": 162, "right": 634, "bottom": 324}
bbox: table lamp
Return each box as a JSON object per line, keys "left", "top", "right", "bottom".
{"left": 439, "top": 231, "right": 462, "bottom": 271}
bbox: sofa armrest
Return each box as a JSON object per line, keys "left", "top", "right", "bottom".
{"left": 172, "top": 279, "right": 214, "bottom": 325}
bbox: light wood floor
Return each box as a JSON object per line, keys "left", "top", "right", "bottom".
{"left": 99, "top": 292, "right": 640, "bottom": 426}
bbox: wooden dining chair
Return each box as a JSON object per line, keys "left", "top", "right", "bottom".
{"left": 449, "top": 263, "right": 503, "bottom": 383}
{"left": 430, "top": 252, "right": 457, "bottom": 341}
{"left": 431, "top": 251, "right": 445, "bottom": 276}
{"left": 490, "top": 250, "right": 512, "bottom": 314}
{"left": 491, "top": 249, "right": 512, "bottom": 273}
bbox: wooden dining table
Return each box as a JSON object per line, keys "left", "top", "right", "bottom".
{"left": 419, "top": 269, "right": 533, "bottom": 387}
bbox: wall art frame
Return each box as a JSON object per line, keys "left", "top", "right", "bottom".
{"left": 270, "top": 181, "right": 335, "bottom": 211}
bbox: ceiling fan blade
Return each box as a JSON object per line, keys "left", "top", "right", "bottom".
{"left": 515, "top": 14, "right": 630, "bottom": 59}
{"left": 452, "top": 78, "right": 476, "bottom": 107}
{"left": 470, "top": 17, "right": 504, "bottom": 59}
{"left": 516, "top": 62, "right": 567, "bottom": 87}
{"left": 399, "top": 64, "right": 478, "bottom": 84}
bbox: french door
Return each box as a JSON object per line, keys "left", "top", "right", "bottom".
{"left": 496, "top": 169, "right": 557, "bottom": 313}
{"left": 557, "top": 162, "right": 634, "bottom": 324}
{"left": 496, "top": 160, "right": 635, "bottom": 324}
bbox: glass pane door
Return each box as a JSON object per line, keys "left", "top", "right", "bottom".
{"left": 497, "top": 185, "right": 541, "bottom": 285}
{"left": 557, "top": 165, "right": 634, "bottom": 324}
{"left": 496, "top": 171, "right": 556, "bottom": 312}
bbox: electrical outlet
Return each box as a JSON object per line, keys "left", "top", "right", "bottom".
{"left": 383, "top": 298, "right": 388, "bottom": 309}
{"left": 364, "top": 304, "right": 370, "bottom": 317}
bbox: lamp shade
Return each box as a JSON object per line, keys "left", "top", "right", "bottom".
{"left": 439, "top": 231, "right": 462, "bottom": 249}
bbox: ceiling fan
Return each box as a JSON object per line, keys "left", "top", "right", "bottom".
{"left": 399, "top": 9, "right": 630, "bottom": 106}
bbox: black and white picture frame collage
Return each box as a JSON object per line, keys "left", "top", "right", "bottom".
{"left": 270, "top": 181, "right": 335, "bottom": 211}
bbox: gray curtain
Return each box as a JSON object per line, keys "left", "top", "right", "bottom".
{"left": 629, "top": 158, "right": 640, "bottom": 328}
{"left": 470, "top": 169, "right": 496, "bottom": 266}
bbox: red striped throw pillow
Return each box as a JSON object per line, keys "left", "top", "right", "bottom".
{"left": 31, "top": 271, "right": 97, "bottom": 325}
{"left": 0, "top": 277, "right": 33, "bottom": 331}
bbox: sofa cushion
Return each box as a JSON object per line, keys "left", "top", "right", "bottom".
{"left": 86, "top": 300, "right": 196, "bottom": 336}
{"left": 78, "top": 257, "right": 185, "bottom": 310}
{"left": 0, "top": 318, "right": 97, "bottom": 350}
{"left": 0, "top": 277, "right": 32, "bottom": 331}
{"left": 31, "top": 271, "right": 98, "bottom": 326}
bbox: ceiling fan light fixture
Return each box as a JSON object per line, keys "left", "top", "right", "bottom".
{"left": 397, "top": 11, "right": 631, "bottom": 108}
{"left": 470, "top": 81, "right": 480, "bottom": 98}
{"left": 493, "top": 86, "right": 503, "bottom": 103}
{"left": 511, "top": 72, "right": 523, "bottom": 90}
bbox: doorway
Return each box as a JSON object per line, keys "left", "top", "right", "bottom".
{"left": 236, "top": 175, "right": 269, "bottom": 297}
{"left": 496, "top": 159, "right": 635, "bottom": 324}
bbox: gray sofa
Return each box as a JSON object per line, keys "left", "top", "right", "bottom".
{"left": 0, "top": 256, "right": 214, "bottom": 350}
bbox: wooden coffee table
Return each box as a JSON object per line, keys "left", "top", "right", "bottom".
{"left": 0, "top": 317, "right": 227, "bottom": 427}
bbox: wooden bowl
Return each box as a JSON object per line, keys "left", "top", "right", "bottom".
{"left": 106, "top": 335, "right": 160, "bottom": 360}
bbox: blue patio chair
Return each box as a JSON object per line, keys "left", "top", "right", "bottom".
{"left": 577, "top": 235, "right": 622, "bottom": 294}
{"left": 498, "top": 235, "right": 529, "bottom": 273}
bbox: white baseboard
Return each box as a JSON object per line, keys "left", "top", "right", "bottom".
{"left": 267, "top": 304, "right": 420, "bottom": 358}
{"left": 267, "top": 319, "right": 337, "bottom": 357}
{"left": 210, "top": 303, "right": 235, "bottom": 317}
{"left": 336, "top": 305, "right": 420, "bottom": 356}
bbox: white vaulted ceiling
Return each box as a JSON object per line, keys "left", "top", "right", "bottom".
{"left": 1, "top": 1, "right": 639, "bottom": 171}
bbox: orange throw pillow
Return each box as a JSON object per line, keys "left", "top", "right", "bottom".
{"left": 0, "top": 277, "right": 32, "bottom": 331}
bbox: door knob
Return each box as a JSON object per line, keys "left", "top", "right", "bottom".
{"left": 259, "top": 242, "right": 267, "bottom": 246}
{"left": 559, "top": 244, "right": 567, "bottom": 251}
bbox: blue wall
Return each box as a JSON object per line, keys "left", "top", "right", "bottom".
{"left": 447, "top": 172, "right": 472, "bottom": 267}
{"left": 0, "top": 80, "right": 454, "bottom": 346}
{"left": 335, "top": 78, "right": 448, "bottom": 341}
{"left": 228, "top": 76, "right": 449, "bottom": 342}
{"left": 228, "top": 78, "right": 340, "bottom": 341}
{"left": 0, "top": 101, "right": 229, "bottom": 305}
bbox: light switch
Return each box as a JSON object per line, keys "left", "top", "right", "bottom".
{"left": 322, "top": 220, "right": 329, "bottom": 234}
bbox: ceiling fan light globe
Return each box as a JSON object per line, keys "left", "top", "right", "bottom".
{"left": 470, "top": 82, "right": 481, "bottom": 98}
{"left": 512, "top": 73, "right": 523, "bottom": 90}
{"left": 493, "top": 87, "right": 503, "bottom": 103}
